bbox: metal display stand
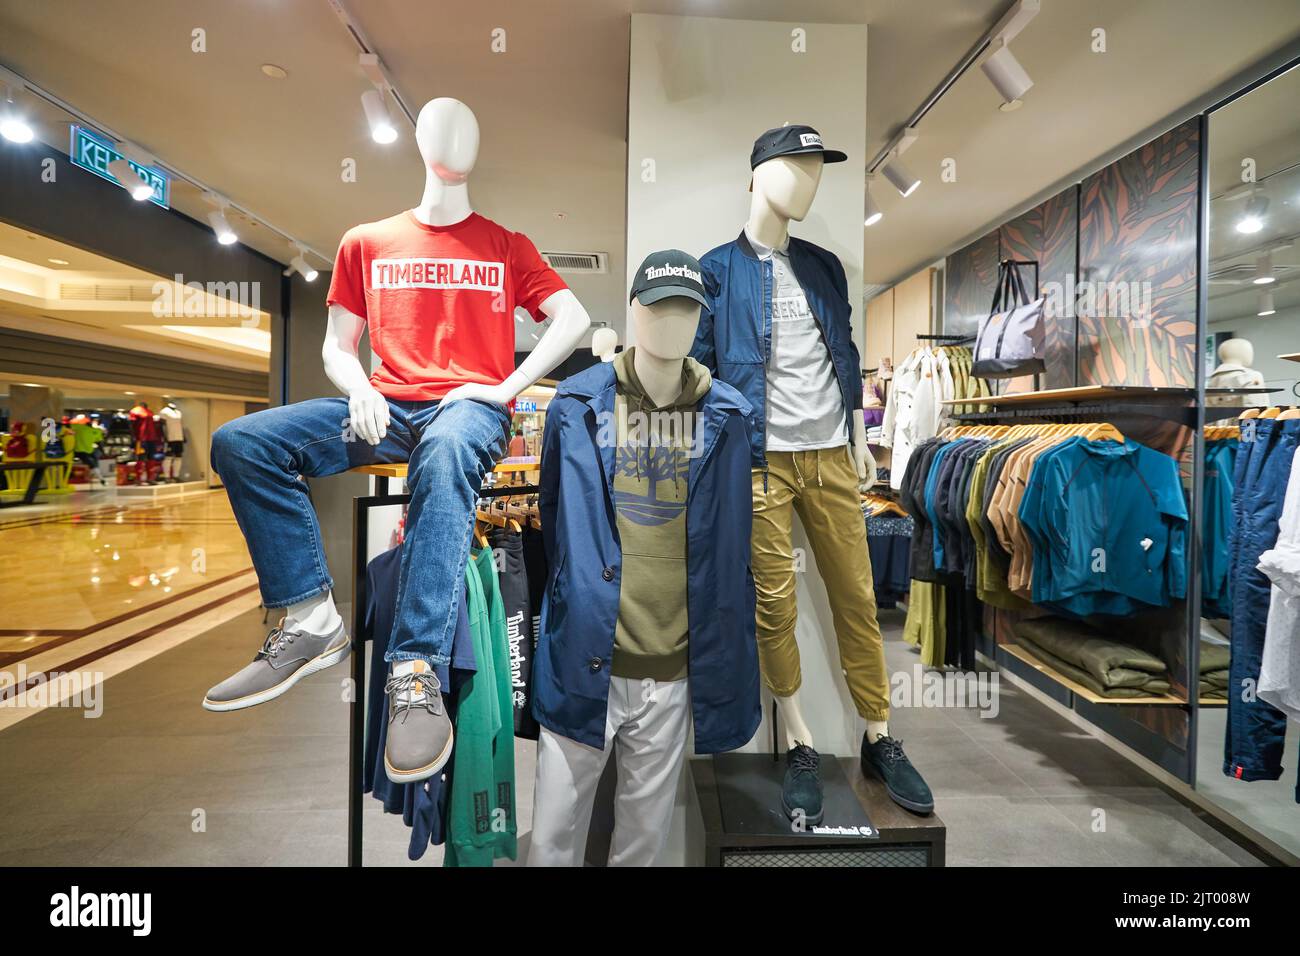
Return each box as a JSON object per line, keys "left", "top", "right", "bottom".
{"left": 347, "top": 469, "right": 539, "bottom": 867}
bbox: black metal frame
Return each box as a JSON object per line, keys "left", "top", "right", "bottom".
{"left": 347, "top": 476, "right": 540, "bottom": 867}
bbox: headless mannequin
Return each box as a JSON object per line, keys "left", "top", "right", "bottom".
{"left": 748, "top": 154, "right": 886, "bottom": 750}
{"left": 592, "top": 326, "right": 619, "bottom": 363}
{"left": 293, "top": 98, "right": 592, "bottom": 639}
{"left": 1208, "top": 338, "right": 1269, "bottom": 407}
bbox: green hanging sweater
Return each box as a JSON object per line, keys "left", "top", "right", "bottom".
{"left": 444, "top": 546, "right": 517, "bottom": 867}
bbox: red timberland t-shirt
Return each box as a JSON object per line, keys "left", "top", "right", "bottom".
{"left": 326, "top": 210, "right": 567, "bottom": 400}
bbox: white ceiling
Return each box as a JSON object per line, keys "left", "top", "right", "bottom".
{"left": 2, "top": 0, "right": 1299, "bottom": 352}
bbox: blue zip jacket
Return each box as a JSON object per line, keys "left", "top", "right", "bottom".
{"left": 690, "top": 231, "right": 864, "bottom": 467}
{"left": 531, "top": 361, "right": 761, "bottom": 754}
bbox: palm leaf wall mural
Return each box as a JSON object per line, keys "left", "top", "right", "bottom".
{"left": 1077, "top": 118, "right": 1199, "bottom": 387}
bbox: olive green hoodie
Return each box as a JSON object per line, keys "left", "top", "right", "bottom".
{"left": 610, "top": 348, "right": 712, "bottom": 681}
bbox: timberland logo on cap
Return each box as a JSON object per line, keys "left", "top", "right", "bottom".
{"left": 799, "top": 132, "right": 822, "bottom": 147}
{"left": 645, "top": 264, "right": 701, "bottom": 284}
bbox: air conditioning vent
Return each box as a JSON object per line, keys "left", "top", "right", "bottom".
{"left": 59, "top": 281, "right": 160, "bottom": 302}
{"left": 541, "top": 251, "right": 608, "bottom": 274}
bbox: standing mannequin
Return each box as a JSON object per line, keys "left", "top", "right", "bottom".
{"left": 204, "top": 98, "right": 591, "bottom": 787}
{"left": 1208, "top": 338, "right": 1270, "bottom": 407}
{"left": 692, "top": 125, "right": 932, "bottom": 818}
{"left": 591, "top": 326, "right": 618, "bottom": 363}
{"left": 158, "top": 401, "right": 184, "bottom": 481}
{"left": 530, "top": 250, "right": 759, "bottom": 866}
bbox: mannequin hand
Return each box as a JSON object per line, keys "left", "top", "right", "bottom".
{"left": 347, "top": 386, "right": 390, "bottom": 446}
{"left": 851, "top": 417, "right": 877, "bottom": 490}
{"left": 440, "top": 382, "right": 512, "bottom": 408}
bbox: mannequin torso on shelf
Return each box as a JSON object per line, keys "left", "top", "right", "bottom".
{"left": 591, "top": 326, "right": 618, "bottom": 363}
{"left": 1208, "top": 337, "right": 1270, "bottom": 406}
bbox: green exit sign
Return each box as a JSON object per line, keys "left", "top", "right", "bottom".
{"left": 69, "top": 125, "right": 169, "bottom": 209}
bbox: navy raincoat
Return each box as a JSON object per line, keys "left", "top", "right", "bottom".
{"left": 531, "top": 361, "right": 761, "bottom": 754}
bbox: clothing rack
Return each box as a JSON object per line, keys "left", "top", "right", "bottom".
{"left": 915, "top": 333, "right": 975, "bottom": 343}
{"left": 348, "top": 477, "right": 540, "bottom": 867}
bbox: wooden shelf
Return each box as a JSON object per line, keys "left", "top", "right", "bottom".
{"left": 943, "top": 385, "right": 1194, "bottom": 408}
{"left": 353, "top": 460, "right": 539, "bottom": 479}
{"left": 1001, "top": 643, "right": 1185, "bottom": 705}
{"left": 1280, "top": 353, "right": 1300, "bottom": 364}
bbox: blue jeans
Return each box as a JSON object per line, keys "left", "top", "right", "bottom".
{"left": 1225, "top": 417, "right": 1299, "bottom": 783}
{"left": 211, "top": 396, "right": 510, "bottom": 666}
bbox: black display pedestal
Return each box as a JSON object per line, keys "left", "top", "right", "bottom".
{"left": 693, "top": 753, "right": 946, "bottom": 867}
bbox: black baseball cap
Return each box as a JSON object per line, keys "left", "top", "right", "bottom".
{"left": 750, "top": 124, "right": 847, "bottom": 169}
{"left": 629, "top": 249, "right": 707, "bottom": 308}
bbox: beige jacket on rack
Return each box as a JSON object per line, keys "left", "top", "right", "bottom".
{"left": 880, "top": 347, "right": 944, "bottom": 490}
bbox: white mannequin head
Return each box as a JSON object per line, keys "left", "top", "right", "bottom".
{"left": 415, "top": 98, "right": 479, "bottom": 184}
{"left": 750, "top": 153, "right": 824, "bottom": 223}
{"left": 629, "top": 297, "right": 701, "bottom": 361}
{"left": 591, "top": 327, "right": 618, "bottom": 362}
{"left": 1218, "top": 337, "right": 1255, "bottom": 368}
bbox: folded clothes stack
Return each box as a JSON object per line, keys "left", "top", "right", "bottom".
{"left": 1199, "top": 640, "right": 1231, "bottom": 701}
{"left": 1014, "top": 618, "right": 1171, "bottom": 699}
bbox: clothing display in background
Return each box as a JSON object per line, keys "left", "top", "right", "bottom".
{"left": 1014, "top": 617, "right": 1171, "bottom": 699}
{"left": 862, "top": 378, "right": 885, "bottom": 429}
{"left": 362, "top": 543, "right": 517, "bottom": 863}
{"left": 865, "top": 511, "right": 912, "bottom": 609}
{"left": 1225, "top": 416, "right": 1299, "bottom": 797}
{"left": 1202, "top": 432, "right": 1239, "bottom": 619}
{"left": 1257, "top": 438, "right": 1300, "bottom": 722}
{"left": 879, "top": 344, "right": 988, "bottom": 490}
{"left": 1199, "top": 640, "right": 1231, "bottom": 702}
{"left": 159, "top": 403, "right": 184, "bottom": 480}
{"left": 899, "top": 423, "right": 1186, "bottom": 669}
{"left": 487, "top": 526, "right": 540, "bottom": 739}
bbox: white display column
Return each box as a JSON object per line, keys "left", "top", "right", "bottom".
{"left": 625, "top": 12, "right": 868, "bottom": 864}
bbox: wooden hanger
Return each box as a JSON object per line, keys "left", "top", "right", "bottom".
{"left": 1277, "top": 406, "right": 1300, "bottom": 420}
{"left": 1260, "top": 406, "right": 1282, "bottom": 419}
{"left": 1239, "top": 407, "right": 1261, "bottom": 420}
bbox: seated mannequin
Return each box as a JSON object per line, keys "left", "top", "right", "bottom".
{"left": 202, "top": 98, "right": 591, "bottom": 788}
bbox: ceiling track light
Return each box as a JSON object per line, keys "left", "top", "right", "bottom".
{"left": 285, "top": 244, "right": 319, "bottom": 282}
{"left": 1257, "top": 289, "right": 1276, "bottom": 317}
{"left": 864, "top": 175, "right": 883, "bottom": 227}
{"left": 1253, "top": 251, "right": 1275, "bottom": 285}
{"left": 981, "top": 40, "right": 1033, "bottom": 111}
{"left": 106, "top": 157, "right": 155, "bottom": 201}
{"left": 0, "top": 68, "right": 34, "bottom": 143}
{"left": 203, "top": 192, "right": 238, "bottom": 245}
{"left": 358, "top": 54, "right": 398, "bottom": 144}
{"left": 882, "top": 156, "right": 921, "bottom": 198}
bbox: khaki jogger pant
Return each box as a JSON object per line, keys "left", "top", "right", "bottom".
{"left": 750, "top": 447, "right": 890, "bottom": 722}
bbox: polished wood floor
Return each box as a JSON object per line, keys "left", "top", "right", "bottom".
{"left": 0, "top": 490, "right": 254, "bottom": 666}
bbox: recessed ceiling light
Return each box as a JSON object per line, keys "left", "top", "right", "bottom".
{"left": 261, "top": 64, "right": 288, "bottom": 79}
{"left": 47, "top": 257, "right": 70, "bottom": 265}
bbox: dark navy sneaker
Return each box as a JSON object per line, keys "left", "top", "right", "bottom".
{"left": 781, "top": 743, "right": 824, "bottom": 826}
{"left": 861, "top": 733, "right": 934, "bottom": 814}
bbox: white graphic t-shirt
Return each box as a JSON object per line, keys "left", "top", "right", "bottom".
{"left": 747, "top": 228, "right": 848, "bottom": 451}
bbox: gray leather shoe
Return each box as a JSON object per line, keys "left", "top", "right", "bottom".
{"left": 202, "top": 620, "right": 350, "bottom": 712}
{"left": 384, "top": 661, "right": 454, "bottom": 783}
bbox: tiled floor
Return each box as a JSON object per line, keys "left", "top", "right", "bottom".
{"left": 0, "top": 604, "right": 1267, "bottom": 866}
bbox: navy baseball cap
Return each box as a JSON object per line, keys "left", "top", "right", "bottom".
{"left": 750, "top": 124, "right": 847, "bottom": 169}
{"left": 629, "top": 249, "right": 707, "bottom": 308}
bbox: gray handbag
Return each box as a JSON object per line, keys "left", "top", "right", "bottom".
{"left": 973, "top": 261, "right": 1046, "bottom": 378}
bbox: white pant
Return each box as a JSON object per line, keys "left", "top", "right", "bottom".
{"left": 528, "top": 676, "right": 691, "bottom": 867}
